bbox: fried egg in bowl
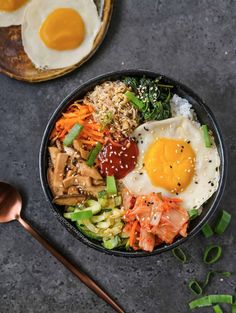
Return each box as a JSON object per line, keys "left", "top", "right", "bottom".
{"left": 122, "top": 116, "right": 221, "bottom": 211}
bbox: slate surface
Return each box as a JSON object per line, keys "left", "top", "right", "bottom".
{"left": 0, "top": 1, "right": 235, "bottom": 312}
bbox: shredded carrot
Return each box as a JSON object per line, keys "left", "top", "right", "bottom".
{"left": 51, "top": 103, "right": 104, "bottom": 146}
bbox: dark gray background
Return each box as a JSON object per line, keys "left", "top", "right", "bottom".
{"left": 0, "top": 1, "right": 235, "bottom": 312}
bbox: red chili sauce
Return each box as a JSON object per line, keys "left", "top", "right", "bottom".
{"left": 98, "top": 138, "right": 139, "bottom": 179}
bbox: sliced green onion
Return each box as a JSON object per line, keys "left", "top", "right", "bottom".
{"left": 232, "top": 302, "right": 236, "bottom": 313}
{"left": 189, "top": 295, "right": 233, "bottom": 309}
{"left": 214, "top": 210, "right": 231, "bottom": 235}
{"left": 203, "top": 271, "right": 232, "bottom": 289}
{"left": 202, "top": 125, "right": 212, "bottom": 148}
{"left": 106, "top": 176, "right": 117, "bottom": 194}
{"left": 70, "top": 210, "right": 93, "bottom": 221}
{"left": 86, "top": 142, "right": 103, "bottom": 167}
{"left": 208, "top": 295, "right": 233, "bottom": 304}
{"left": 63, "top": 123, "right": 84, "bottom": 146}
{"left": 213, "top": 304, "right": 224, "bottom": 313}
{"left": 189, "top": 296, "right": 211, "bottom": 309}
{"left": 201, "top": 223, "right": 214, "bottom": 238}
{"left": 188, "top": 279, "right": 203, "bottom": 295}
{"left": 172, "top": 247, "right": 187, "bottom": 264}
{"left": 203, "top": 245, "right": 222, "bottom": 264}
{"left": 125, "top": 91, "right": 146, "bottom": 110}
{"left": 188, "top": 208, "right": 200, "bottom": 220}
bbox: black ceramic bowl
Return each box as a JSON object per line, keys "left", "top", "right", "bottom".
{"left": 39, "top": 70, "right": 227, "bottom": 257}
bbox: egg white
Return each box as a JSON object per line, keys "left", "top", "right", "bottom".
{"left": 21, "top": 0, "right": 101, "bottom": 69}
{"left": 0, "top": 1, "right": 31, "bottom": 27}
{"left": 122, "top": 116, "right": 221, "bottom": 211}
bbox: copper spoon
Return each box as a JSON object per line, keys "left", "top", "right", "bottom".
{"left": 0, "top": 182, "right": 124, "bottom": 313}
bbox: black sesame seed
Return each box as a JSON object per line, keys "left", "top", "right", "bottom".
{"left": 211, "top": 183, "right": 214, "bottom": 186}
{"left": 144, "top": 126, "right": 149, "bottom": 131}
{"left": 141, "top": 141, "right": 144, "bottom": 144}
{"left": 195, "top": 181, "right": 198, "bottom": 184}
{"left": 177, "top": 182, "right": 181, "bottom": 186}
{"left": 170, "top": 165, "right": 173, "bottom": 168}
{"left": 209, "top": 160, "right": 212, "bottom": 163}
{"left": 176, "top": 193, "right": 179, "bottom": 196}
{"left": 139, "top": 172, "right": 143, "bottom": 175}
{"left": 187, "top": 141, "right": 191, "bottom": 144}
{"left": 216, "top": 167, "right": 218, "bottom": 171}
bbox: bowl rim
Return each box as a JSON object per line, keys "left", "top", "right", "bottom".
{"left": 39, "top": 69, "right": 228, "bottom": 257}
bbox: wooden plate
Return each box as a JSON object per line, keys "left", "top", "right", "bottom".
{"left": 0, "top": 0, "right": 113, "bottom": 83}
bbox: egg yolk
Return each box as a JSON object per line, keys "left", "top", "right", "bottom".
{"left": 39, "top": 8, "right": 85, "bottom": 51}
{"left": 0, "top": 0, "right": 28, "bottom": 11}
{"left": 144, "top": 138, "right": 195, "bottom": 194}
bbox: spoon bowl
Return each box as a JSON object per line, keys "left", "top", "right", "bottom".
{"left": 0, "top": 182, "right": 22, "bottom": 223}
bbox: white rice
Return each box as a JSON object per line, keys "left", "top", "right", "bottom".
{"left": 170, "top": 94, "right": 199, "bottom": 126}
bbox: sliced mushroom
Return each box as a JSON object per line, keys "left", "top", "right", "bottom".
{"left": 93, "top": 179, "right": 105, "bottom": 186}
{"left": 48, "top": 146, "right": 60, "bottom": 168}
{"left": 77, "top": 160, "right": 102, "bottom": 180}
{"left": 85, "top": 186, "right": 106, "bottom": 197}
{"left": 73, "top": 139, "right": 89, "bottom": 159}
{"left": 63, "top": 175, "right": 92, "bottom": 189}
{"left": 53, "top": 194, "right": 86, "bottom": 206}
{"left": 67, "top": 186, "right": 79, "bottom": 195}
{"left": 47, "top": 168, "right": 56, "bottom": 196}
{"left": 53, "top": 153, "right": 68, "bottom": 195}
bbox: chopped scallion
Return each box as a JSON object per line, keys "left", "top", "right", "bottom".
{"left": 63, "top": 123, "right": 84, "bottom": 146}
{"left": 202, "top": 125, "right": 212, "bottom": 148}
{"left": 213, "top": 304, "right": 224, "bottom": 313}
{"left": 203, "top": 244, "right": 222, "bottom": 265}
{"left": 214, "top": 210, "right": 231, "bottom": 235}
{"left": 106, "top": 176, "right": 117, "bottom": 194}
{"left": 125, "top": 91, "right": 146, "bottom": 110}
{"left": 188, "top": 208, "right": 200, "bottom": 220}
{"left": 232, "top": 302, "right": 236, "bottom": 313}
{"left": 172, "top": 247, "right": 187, "bottom": 264}
{"left": 86, "top": 142, "right": 103, "bottom": 167}
{"left": 188, "top": 279, "right": 203, "bottom": 295}
{"left": 201, "top": 223, "right": 214, "bottom": 238}
{"left": 70, "top": 210, "right": 93, "bottom": 221}
{"left": 189, "top": 294, "right": 233, "bottom": 309}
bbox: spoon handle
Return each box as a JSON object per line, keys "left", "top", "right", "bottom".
{"left": 17, "top": 216, "right": 124, "bottom": 313}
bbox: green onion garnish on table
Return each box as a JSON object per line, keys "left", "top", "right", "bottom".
{"left": 202, "top": 125, "right": 212, "bottom": 148}
{"left": 63, "top": 123, "right": 84, "bottom": 146}
{"left": 232, "top": 302, "right": 236, "bottom": 313}
{"left": 172, "top": 247, "right": 187, "bottom": 263}
{"left": 201, "top": 223, "right": 214, "bottom": 238}
{"left": 188, "top": 279, "right": 203, "bottom": 296}
{"left": 106, "top": 176, "right": 117, "bottom": 194}
{"left": 189, "top": 294, "right": 233, "bottom": 309}
{"left": 87, "top": 142, "right": 102, "bottom": 167}
{"left": 214, "top": 210, "right": 231, "bottom": 235}
{"left": 213, "top": 304, "right": 224, "bottom": 313}
{"left": 203, "top": 244, "right": 222, "bottom": 264}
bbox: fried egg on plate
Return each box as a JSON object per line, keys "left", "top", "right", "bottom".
{"left": 22, "top": 0, "right": 101, "bottom": 69}
{"left": 122, "top": 116, "right": 221, "bottom": 211}
{"left": 0, "top": 0, "right": 31, "bottom": 27}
